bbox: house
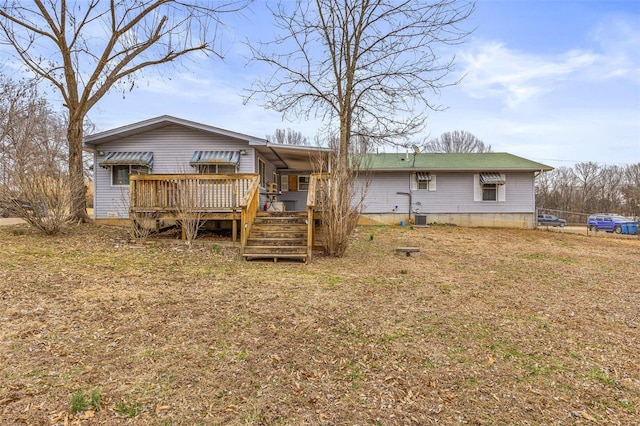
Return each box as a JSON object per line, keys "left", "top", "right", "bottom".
{"left": 83, "top": 115, "right": 329, "bottom": 223}
{"left": 83, "top": 116, "right": 551, "bottom": 260}
{"left": 83, "top": 115, "right": 331, "bottom": 261}
{"left": 357, "top": 152, "right": 552, "bottom": 228}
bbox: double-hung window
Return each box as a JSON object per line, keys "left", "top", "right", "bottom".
{"left": 411, "top": 172, "right": 436, "bottom": 191}
{"left": 99, "top": 152, "right": 154, "bottom": 186}
{"left": 482, "top": 184, "right": 498, "bottom": 201}
{"left": 112, "top": 165, "right": 150, "bottom": 186}
{"left": 475, "top": 172, "right": 506, "bottom": 202}
{"left": 258, "top": 159, "right": 267, "bottom": 187}
{"left": 190, "top": 151, "right": 240, "bottom": 175}
{"left": 298, "top": 175, "right": 310, "bottom": 191}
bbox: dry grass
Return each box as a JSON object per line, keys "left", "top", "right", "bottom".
{"left": 1, "top": 223, "right": 639, "bottom": 425}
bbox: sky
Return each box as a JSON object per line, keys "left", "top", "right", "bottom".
{"left": 4, "top": 1, "right": 640, "bottom": 169}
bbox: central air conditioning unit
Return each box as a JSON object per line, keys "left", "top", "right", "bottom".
{"left": 414, "top": 214, "right": 428, "bottom": 227}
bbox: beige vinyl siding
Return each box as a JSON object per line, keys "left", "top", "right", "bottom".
{"left": 94, "top": 125, "right": 255, "bottom": 219}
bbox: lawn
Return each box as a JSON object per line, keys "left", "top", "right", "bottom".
{"left": 1, "top": 223, "right": 639, "bottom": 425}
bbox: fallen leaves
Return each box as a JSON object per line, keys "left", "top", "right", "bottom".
{"left": 0, "top": 223, "right": 639, "bottom": 424}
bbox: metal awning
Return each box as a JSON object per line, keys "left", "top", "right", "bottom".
{"left": 416, "top": 172, "right": 432, "bottom": 181}
{"left": 480, "top": 172, "right": 505, "bottom": 185}
{"left": 99, "top": 152, "right": 153, "bottom": 168}
{"left": 189, "top": 150, "right": 240, "bottom": 166}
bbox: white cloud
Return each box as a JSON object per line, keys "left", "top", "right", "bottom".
{"left": 588, "top": 16, "right": 640, "bottom": 82}
{"left": 459, "top": 41, "right": 599, "bottom": 108}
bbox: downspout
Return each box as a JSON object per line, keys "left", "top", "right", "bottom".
{"left": 396, "top": 147, "right": 420, "bottom": 223}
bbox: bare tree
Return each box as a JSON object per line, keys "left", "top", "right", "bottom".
{"left": 573, "top": 162, "right": 601, "bottom": 213}
{"left": 536, "top": 162, "right": 640, "bottom": 221}
{"left": 247, "top": 0, "right": 474, "bottom": 255}
{"left": 0, "top": 0, "right": 245, "bottom": 222}
{"left": 621, "top": 164, "right": 640, "bottom": 218}
{"left": 267, "top": 128, "right": 310, "bottom": 145}
{"left": 0, "top": 75, "right": 69, "bottom": 234}
{"left": 595, "top": 165, "right": 623, "bottom": 213}
{"left": 425, "top": 130, "right": 492, "bottom": 153}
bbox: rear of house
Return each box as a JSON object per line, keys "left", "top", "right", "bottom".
{"left": 84, "top": 116, "right": 551, "bottom": 232}
{"left": 358, "top": 152, "right": 552, "bottom": 228}
{"left": 83, "top": 116, "right": 328, "bottom": 225}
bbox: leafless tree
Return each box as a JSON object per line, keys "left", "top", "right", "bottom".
{"left": 247, "top": 0, "right": 474, "bottom": 255}
{"left": 0, "top": 75, "right": 69, "bottom": 234}
{"left": 595, "top": 165, "right": 623, "bottom": 213}
{"left": 0, "top": 0, "right": 246, "bottom": 222}
{"left": 573, "top": 162, "right": 601, "bottom": 213}
{"left": 622, "top": 164, "right": 640, "bottom": 218}
{"left": 267, "top": 128, "right": 309, "bottom": 146}
{"left": 425, "top": 130, "right": 492, "bottom": 153}
{"left": 536, "top": 162, "right": 640, "bottom": 220}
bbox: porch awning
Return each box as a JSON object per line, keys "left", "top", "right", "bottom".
{"left": 480, "top": 172, "right": 505, "bottom": 185}
{"left": 416, "top": 172, "right": 432, "bottom": 181}
{"left": 99, "top": 151, "right": 153, "bottom": 168}
{"left": 189, "top": 150, "right": 240, "bottom": 166}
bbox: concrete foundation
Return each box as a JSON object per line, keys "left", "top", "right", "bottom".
{"left": 359, "top": 212, "right": 536, "bottom": 229}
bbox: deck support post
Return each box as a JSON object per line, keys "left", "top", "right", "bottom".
{"left": 232, "top": 218, "right": 237, "bottom": 242}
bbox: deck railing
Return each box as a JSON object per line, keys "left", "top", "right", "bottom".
{"left": 129, "top": 174, "right": 260, "bottom": 213}
{"left": 129, "top": 174, "right": 260, "bottom": 244}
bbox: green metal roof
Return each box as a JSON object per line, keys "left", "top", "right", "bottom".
{"left": 361, "top": 152, "right": 552, "bottom": 172}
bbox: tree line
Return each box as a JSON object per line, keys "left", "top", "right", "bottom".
{"left": 536, "top": 162, "right": 640, "bottom": 221}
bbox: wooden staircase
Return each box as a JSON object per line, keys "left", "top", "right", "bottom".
{"left": 242, "top": 211, "right": 309, "bottom": 262}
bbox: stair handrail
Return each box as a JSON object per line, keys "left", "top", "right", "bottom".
{"left": 239, "top": 175, "right": 261, "bottom": 250}
{"left": 306, "top": 173, "right": 330, "bottom": 260}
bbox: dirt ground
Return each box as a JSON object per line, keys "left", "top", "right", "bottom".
{"left": 1, "top": 223, "right": 639, "bottom": 425}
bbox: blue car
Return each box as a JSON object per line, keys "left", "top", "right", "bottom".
{"left": 587, "top": 213, "right": 639, "bottom": 234}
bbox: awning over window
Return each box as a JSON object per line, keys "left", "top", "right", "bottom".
{"left": 416, "top": 172, "right": 432, "bottom": 181}
{"left": 99, "top": 152, "right": 153, "bottom": 168}
{"left": 189, "top": 150, "right": 240, "bottom": 166}
{"left": 480, "top": 172, "right": 505, "bottom": 185}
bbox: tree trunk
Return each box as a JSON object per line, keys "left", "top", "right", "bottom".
{"left": 67, "top": 117, "right": 89, "bottom": 222}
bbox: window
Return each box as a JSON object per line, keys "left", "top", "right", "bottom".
{"left": 112, "top": 165, "right": 149, "bottom": 186}
{"left": 259, "top": 159, "right": 267, "bottom": 187}
{"left": 474, "top": 173, "right": 506, "bottom": 202}
{"left": 280, "top": 174, "right": 289, "bottom": 192}
{"left": 411, "top": 173, "right": 436, "bottom": 191}
{"left": 298, "top": 175, "right": 310, "bottom": 191}
{"left": 197, "top": 164, "right": 237, "bottom": 174}
{"left": 418, "top": 175, "right": 429, "bottom": 189}
{"left": 482, "top": 184, "right": 497, "bottom": 201}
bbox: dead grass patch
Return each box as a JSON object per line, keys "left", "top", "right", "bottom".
{"left": 1, "top": 223, "right": 639, "bottom": 424}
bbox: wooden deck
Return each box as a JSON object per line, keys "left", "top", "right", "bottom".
{"left": 129, "top": 174, "right": 260, "bottom": 243}
{"left": 129, "top": 173, "right": 329, "bottom": 260}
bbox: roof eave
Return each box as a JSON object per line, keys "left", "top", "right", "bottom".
{"left": 83, "top": 115, "right": 268, "bottom": 146}
{"left": 368, "top": 167, "right": 553, "bottom": 173}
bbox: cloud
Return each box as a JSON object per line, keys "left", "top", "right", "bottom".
{"left": 458, "top": 41, "right": 598, "bottom": 108}
{"left": 588, "top": 15, "right": 640, "bottom": 81}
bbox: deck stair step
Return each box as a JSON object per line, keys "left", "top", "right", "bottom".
{"left": 243, "top": 211, "right": 309, "bottom": 262}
